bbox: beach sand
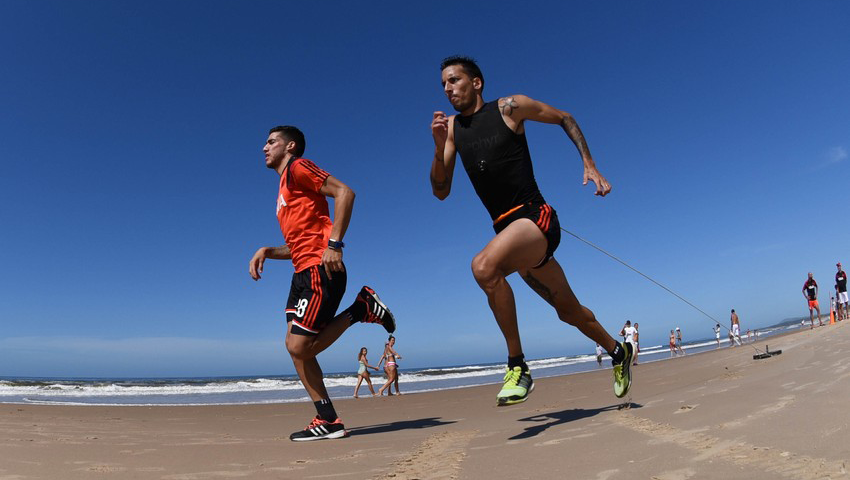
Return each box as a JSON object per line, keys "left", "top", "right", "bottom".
{"left": 2, "top": 322, "right": 849, "bottom": 479}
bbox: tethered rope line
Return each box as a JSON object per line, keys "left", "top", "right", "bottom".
{"left": 559, "top": 225, "right": 766, "bottom": 355}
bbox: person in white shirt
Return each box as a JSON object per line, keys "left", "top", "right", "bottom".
{"left": 620, "top": 321, "right": 637, "bottom": 363}
{"left": 675, "top": 327, "right": 685, "bottom": 355}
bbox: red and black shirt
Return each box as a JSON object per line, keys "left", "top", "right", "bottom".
{"left": 803, "top": 279, "right": 818, "bottom": 300}
{"left": 837, "top": 270, "right": 847, "bottom": 293}
{"left": 276, "top": 158, "right": 332, "bottom": 273}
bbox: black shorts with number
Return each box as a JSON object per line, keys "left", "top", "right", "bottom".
{"left": 493, "top": 202, "right": 561, "bottom": 268}
{"left": 285, "top": 264, "right": 347, "bottom": 336}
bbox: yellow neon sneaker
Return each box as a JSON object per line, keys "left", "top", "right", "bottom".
{"left": 613, "top": 342, "right": 633, "bottom": 398}
{"left": 497, "top": 366, "right": 534, "bottom": 406}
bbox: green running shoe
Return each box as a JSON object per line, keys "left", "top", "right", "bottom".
{"left": 497, "top": 366, "right": 534, "bottom": 406}
{"left": 613, "top": 342, "right": 634, "bottom": 398}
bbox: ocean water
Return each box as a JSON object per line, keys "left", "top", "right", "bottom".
{"left": 0, "top": 324, "right": 796, "bottom": 406}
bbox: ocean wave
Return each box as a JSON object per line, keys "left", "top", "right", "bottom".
{"left": 0, "top": 325, "right": 793, "bottom": 405}
{"left": 0, "top": 378, "right": 305, "bottom": 397}
{"left": 0, "top": 354, "right": 595, "bottom": 398}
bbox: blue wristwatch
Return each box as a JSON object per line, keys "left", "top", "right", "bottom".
{"left": 328, "top": 238, "right": 345, "bottom": 250}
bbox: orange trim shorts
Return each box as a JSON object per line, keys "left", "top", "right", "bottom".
{"left": 493, "top": 203, "right": 561, "bottom": 268}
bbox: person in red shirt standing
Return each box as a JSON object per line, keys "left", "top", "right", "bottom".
{"left": 802, "top": 272, "right": 822, "bottom": 329}
{"left": 250, "top": 125, "right": 396, "bottom": 441}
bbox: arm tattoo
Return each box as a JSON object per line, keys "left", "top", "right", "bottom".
{"left": 499, "top": 96, "right": 519, "bottom": 116}
{"left": 560, "top": 114, "right": 592, "bottom": 159}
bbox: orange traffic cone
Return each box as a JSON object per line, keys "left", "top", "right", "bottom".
{"left": 830, "top": 305, "right": 836, "bottom": 325}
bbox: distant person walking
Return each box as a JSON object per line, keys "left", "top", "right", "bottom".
{"left": 353, "top": 347, "right": 379, "bottom": 398}
{"left": 632, "top": 323, "right": 640, "bottom": 365}
{"left": 376, "top": 341, "right": 393, "bottom": 395}
{"left": 730, "top": 309, "right": 742, "bottom": 346}
{"left": 803, "top": 272, "right": 823, "bottom": 328}
{"left": 378, "top": 336, "right": 402, "bottom": 396}
{"left": 669, "top": 330, "right": 677, "bottom": 357}
{"left": 713, "top": 323, "right": 721, "bottom": 346}
{"left": 836, "top": 262, "right": 848, "bottom": 321}
{"left": 675, "top": 327, "right": 685, "bottom": 355}
{"left": 595, "top": 343, "right": 604, "bottom": 366}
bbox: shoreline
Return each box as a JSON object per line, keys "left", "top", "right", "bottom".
{"left": 2, "top": 321, "right": 848, "bottom": 479}
{"left": 0, "top": 321, "right": 804, "bottom": 407}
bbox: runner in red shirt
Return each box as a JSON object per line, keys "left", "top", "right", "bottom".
{"left": 249, "top": 125, "right": 396, "bottom": 442}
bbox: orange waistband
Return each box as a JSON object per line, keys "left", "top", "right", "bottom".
{"left": 493, "top": 204, "right": 526, "bottom": 225}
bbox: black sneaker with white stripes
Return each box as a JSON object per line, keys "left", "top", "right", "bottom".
{"left": 289, "top": 416, "right": 348, "bottom": 441}
{"left": 355, "top": 286, "right": 396, "bottom": 334}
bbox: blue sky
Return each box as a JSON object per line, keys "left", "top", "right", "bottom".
{"left": 1, "top": 1, "right": 848, "bottom": 377}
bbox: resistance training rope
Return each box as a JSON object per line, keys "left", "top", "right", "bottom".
{"left": 559, "top": 225, "right": 768, "bottom": 356}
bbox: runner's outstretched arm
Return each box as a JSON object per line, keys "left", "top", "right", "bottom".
{"left": 249, "top": 245, "right": 291, "bottom": 280}
{"left": 497, "top": 94, "right": 611, "bottom": 197}
{"left": 430, "top": 111, "right": 457, "bottom": 200}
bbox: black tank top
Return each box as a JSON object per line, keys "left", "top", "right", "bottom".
{"left": 453, "top": 101, "right": 546, "bottom": 220}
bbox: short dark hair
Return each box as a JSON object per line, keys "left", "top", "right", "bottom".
{"left": 440, "top": 55, "right": 484, "bottom": 90}
{"left": 269, "top": 125, "right": 306, "bottom": 157}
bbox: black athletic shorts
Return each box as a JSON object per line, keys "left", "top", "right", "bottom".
{"left": 493, "top": 203, "right": 561, "bottom": 268}
{"left": 285, "top": 264, "right": 347, "bottom": 336}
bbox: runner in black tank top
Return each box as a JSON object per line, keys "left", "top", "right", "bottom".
{"left": 453, "top": 100, "right": 560, "bottom": 267}
{"left": 453, "top": 100, "right": 545, "bottom": 220}
{"left": 429, "top": 56, "right": 633, "bottom": 407}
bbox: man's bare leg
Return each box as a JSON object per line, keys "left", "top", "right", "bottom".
{"left": 286, "top": 313, "right": 351, "bottom": 401}
{"left": 518, "top": 257, "right": 617, "bottom": 354}
{"left": 470, "top": 219, "right": 550, "bottom": 357}
{"left": 514, "top": 228, "right": 632, "bottom": 398}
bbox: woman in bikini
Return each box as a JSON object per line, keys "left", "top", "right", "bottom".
{"left": 353, "top": 347, "right": 379, "bottom": 398}
{"left": 378, "top": 336, "right": 402, "bottom": 396}
{"left": 669, "top": 330, "right": 677, "bottom": 357}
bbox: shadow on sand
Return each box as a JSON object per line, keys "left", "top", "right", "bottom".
{"left": 509, "top": 402, "right": 643, "bottom": 440}
{"left": 349, "top": 417, "right": 457, "bottom": 436}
